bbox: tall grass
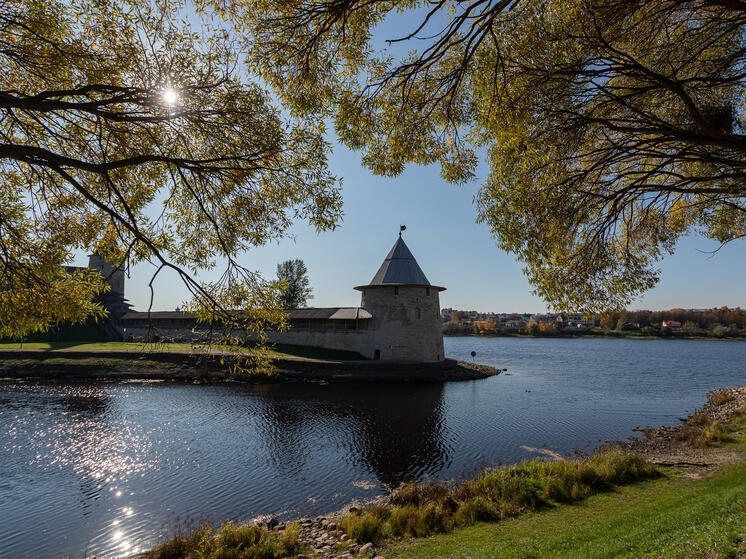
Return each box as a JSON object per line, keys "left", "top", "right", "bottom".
{"left": 146, "top": 522, "right": 301, "bottom": 559}
{"left": 339, "top": 451, "right": 659, "bottom": 544}
{"left": 676, "top": 400, "right": 745, "bottom": 448}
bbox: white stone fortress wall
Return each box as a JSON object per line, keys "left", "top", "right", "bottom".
{"left": 260, "top": 328, "right": 374, "bottom": 358}
{"left": 123, "top": 285, "right": 446, "bottom": 361}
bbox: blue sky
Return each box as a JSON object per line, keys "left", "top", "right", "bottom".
{"left": 71, "top": 5, "right": 746, "bottom": 313}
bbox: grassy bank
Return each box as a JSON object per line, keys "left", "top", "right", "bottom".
{"left": 385, "top": 461, "right": 746, "bottom": 558}
{"left": 382, "top": 394, "right": 746, "bottom": 559}
{"left": 0, "top": 341, "right": 364, "bottom": 361}
{"left": 144, "top": 452, "right": 660, "bottom": 559}
{"left": 338, "top": 451, "right": 659, "bottom": 546}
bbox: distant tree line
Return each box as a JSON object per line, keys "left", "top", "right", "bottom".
{"left": 443, "top": 308, "right": 746, "bottom": 339}
{"left": 599, "top": 308, "right": 746, "bottom": 332}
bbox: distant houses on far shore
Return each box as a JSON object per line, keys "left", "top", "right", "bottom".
{"left": 441, "top": 309, "right": 595, "bottom": 332}
{"left": 441, "top": 307, "right": 746, "bottom": 337}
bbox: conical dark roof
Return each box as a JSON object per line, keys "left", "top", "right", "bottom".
{"left": 355, "top": 236, "right": 445, "bottom": 291}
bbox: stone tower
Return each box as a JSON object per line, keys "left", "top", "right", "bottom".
{"left": 88, "top": 253, "right": 125, "bottom": 298}
{"left": 355, "top": 233, "right": 445, "bottom": 362}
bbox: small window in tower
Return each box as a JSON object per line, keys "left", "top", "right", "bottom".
{"left": 394, "top": 286, "right": 399, "bottom": 295}
{"left": 415, "top": 307, "right": 421, "bottom": 319}
{"left": 426, "top": 287, "right": 430, "bottom": 296}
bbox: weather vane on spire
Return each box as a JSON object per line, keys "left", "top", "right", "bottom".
{"left": 399, "top": 224, "right": 406, "bottom": 237}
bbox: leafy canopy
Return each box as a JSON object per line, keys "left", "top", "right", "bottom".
{"left": 0, "top": 0, "right": 342, "bottom": 339}
{"left": 276, "top": 259, "right": 313, "bottom": 310}
{"left": 226, "top": 0, "right": 746, "bottom": 312}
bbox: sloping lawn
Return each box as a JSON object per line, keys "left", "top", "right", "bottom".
{"left": 0, "top": 341, "right": 200, "bottom": 351}
{"left": 385, "top": 462, "right": 746, "bottom": 559}
{"left": 0, "top": 341, "right": 363, "bottom": 360}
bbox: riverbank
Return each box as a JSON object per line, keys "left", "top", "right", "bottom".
{"left": 386, "top": 460, "right": 746, "bottom": 558}
{"left": 0, "top": 348, "right": 503, "bottom": 383}
{"left": 144, "top": 384, "right": 746, "bottom": 559}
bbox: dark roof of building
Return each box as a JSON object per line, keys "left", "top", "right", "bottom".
{"left": 355, "top": 235, "right": 445, "bottom": 291}
{"left": 283, "top": 307, "right": 372, "bottom": 320}
{"left": 121, "top": 307, "right": 372, "bottom": 321}
{"left": 121, "top": 311, "right": 193, "bottom": 320}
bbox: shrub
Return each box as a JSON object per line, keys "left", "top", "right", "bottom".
{"left": 390, "top": 480, "right": 450, "bottom": 507}
{"left": 676, "top": 423, "right": 702, "bottom": 446}
{"left": 387, "top": 505, "right": 419, "bottom": 537}
{"left": 146, "top": 522, "right": 301, "bottom": 559}
{"left": 697, "top": 421, "right": 734, "bottom": 447}
{"left": 460, "top": 466, "right": 546, "bottom": 513}
{"left": 689, "top": 410, "right": 710, "bottom": 427}
{"left": 452, "top": 497, "right": 497, "bottom": 526}
{"left": 677, "top": 414, "right": 738, "bottom": 448}
{"left": 587, "top": 450, "right": 658, "bottom": 484}
{"left": 339, "top": 506, "right": 389, "bottom": 544}
{"left": 147, "top": 527, "right": 208, "bottom": 559}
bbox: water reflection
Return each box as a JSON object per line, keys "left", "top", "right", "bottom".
{"left": 59, "top": 389, "right": 111, "bottom": 416}
{"left": 255, "top": 383, "right": 449, "bottom": 488}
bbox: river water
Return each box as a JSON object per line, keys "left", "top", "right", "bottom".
{"left": 1, "top": 337, "right": 745, "bottom": 558}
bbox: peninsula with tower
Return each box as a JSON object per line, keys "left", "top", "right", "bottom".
{"left": 1, "top": 233, "right": 502, "bottom": 382}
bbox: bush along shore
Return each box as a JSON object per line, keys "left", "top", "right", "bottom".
{"left": 145, "top": 386, "right": 746, "bottom": 559}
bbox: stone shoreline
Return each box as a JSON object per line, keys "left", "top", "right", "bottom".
{"left": 611, "top": 384, "right": 746, "bottom": 473}
{"left": 0, "top": 349, "right": 504, "bottom": 383}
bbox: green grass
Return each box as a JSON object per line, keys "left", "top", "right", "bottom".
{"left": 385, "top": 461, "right": 746, "bottom": 559}
{"left": 0, "top": 341, "right": 208, "bottom": 351}
{"left": 0, "top": 341, "right": 363, "bottom": 360}
{"left": 339, "top": 451, "right": 660, "bottom": 545}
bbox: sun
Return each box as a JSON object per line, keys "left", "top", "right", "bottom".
{"left": 162, "top": 88, "right": 178, "bottom": 105}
